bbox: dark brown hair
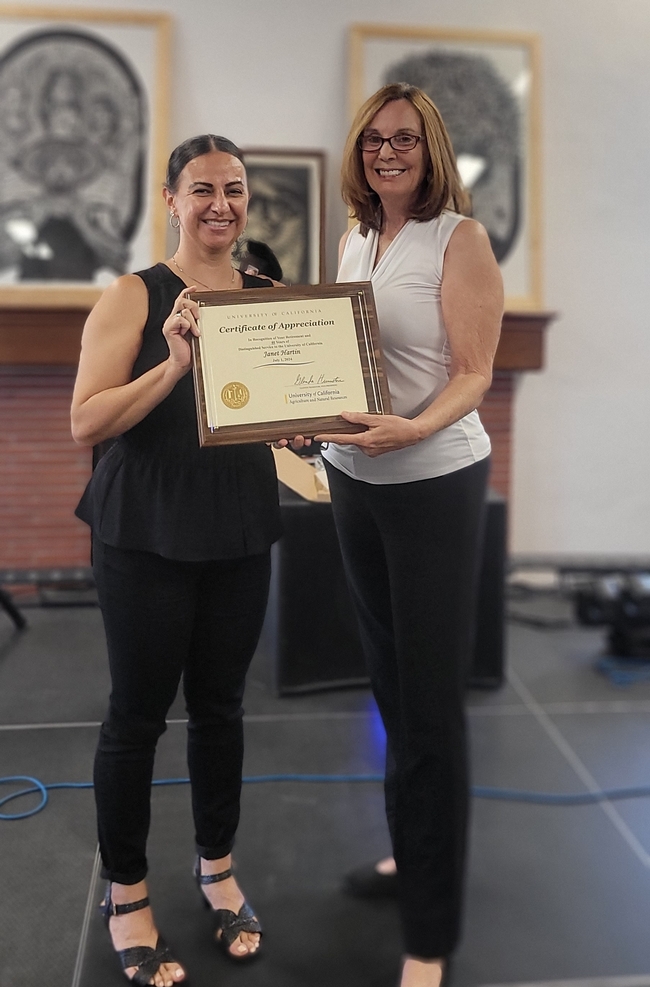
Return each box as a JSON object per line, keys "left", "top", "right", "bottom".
{"left": 164, "top": 135, "right": 244, "bottom": 192}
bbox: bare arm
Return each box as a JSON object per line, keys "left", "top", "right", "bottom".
{"left": 413, "top": 218, "right": 503, "bottom": 435}
{"left": 70, "top": 274, "right": 200, "bottom": 447}
{"left": 316, "top": 219, "right": 503, "bottom": 456}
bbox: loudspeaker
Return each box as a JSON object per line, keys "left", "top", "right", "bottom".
{"left": 471, "top": 490, "right": 507, "bottom": 688}
{"left": 260, "top": 486, "right": 506, "bottom": 694}
{"left": 260, "top": 488, "right": 368, "bottom": 693}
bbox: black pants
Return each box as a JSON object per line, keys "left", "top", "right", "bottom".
{"left": 92, "top": 538, "right": 271, "bottom": 885}
{"left": 325, "top": 457, "right": 490, "bottom": 959}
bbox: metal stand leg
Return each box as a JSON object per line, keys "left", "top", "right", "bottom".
{"left": 0, "top": 587, "right": 27, "bottom": 630}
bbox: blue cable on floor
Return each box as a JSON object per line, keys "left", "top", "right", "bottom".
{"left": 4, "top": 773, "right": 650, "bottom": 821}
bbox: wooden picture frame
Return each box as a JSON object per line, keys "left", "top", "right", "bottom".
{"left": 0, "top": 5, "right": 171, "bottom": 308}
{"left": 349, "top": 23, "right": 542, "bottom": 311}
{"left": 239, "top": 149, "right": 326, "bottom": 286}
{"left": 190, "top": 282, "right": 391, "bottom": 445}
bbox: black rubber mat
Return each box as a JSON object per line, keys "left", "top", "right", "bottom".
{"left": 5, "top": 603, "right": 650, "bottom": 986}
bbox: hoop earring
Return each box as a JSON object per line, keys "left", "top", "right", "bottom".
{"left": 169, "top": 213, "right": 180, "bottom": 230}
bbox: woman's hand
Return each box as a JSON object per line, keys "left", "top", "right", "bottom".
{"left": 316, "top": 411, "right": 421, "bottom": 457}
{"left": 272, "top": 436, "right": 313, "bottom": 451}
{"left": 162, "top": 287, "right": 201, "bottom": 374}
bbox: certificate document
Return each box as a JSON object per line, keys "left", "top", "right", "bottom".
{"left": 191, "top": 282, "right": 391, "bottom": 446}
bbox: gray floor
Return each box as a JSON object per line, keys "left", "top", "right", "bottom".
{"left": 1, "top": 594, "right": 650, "bottom": 986}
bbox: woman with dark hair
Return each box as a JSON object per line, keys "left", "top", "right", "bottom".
{"left": 72, "top": 135, "right": 280, "bottom": 985}
{"left": 316, "top": 84, "right": 503, "bottom": 987}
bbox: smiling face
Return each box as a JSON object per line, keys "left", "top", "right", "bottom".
{"left": 361, "top": 99, "right": 428, "bottom": 211}
{"left": 164, "top": 150, "right": 249, "bottom": 254}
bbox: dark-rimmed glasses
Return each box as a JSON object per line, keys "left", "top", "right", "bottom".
{"left": 357, "top": 133, "right": 424, "bottom": 152}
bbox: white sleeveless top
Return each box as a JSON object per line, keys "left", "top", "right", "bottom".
{"left": 321, "top": 212, "right": 491, "bottom": 484}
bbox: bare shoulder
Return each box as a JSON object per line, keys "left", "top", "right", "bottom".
{"left": 78, "top": 273, "right": 148, "bottom": 376}
{"left": 94, "top": 273, "right": 148, "bottom": 311}
{"left": 447, "top": 217, "right": 492, "bottom": 252}
{"left": 445, "top": 218, "right": 500, "bottom": 276}
{"left": 84, "top": 274, "right": 148, "bottom": 333}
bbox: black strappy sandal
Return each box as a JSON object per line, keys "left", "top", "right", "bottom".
{"left": 100, "top": 883, "right": 184, "bottom": 985}
{"left": 193, "top": 858, "right": 262, "bottom": 963}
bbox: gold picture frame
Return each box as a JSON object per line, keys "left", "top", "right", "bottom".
{"left": 0, "top": 5, "right": 171, "bottom": 308}
{"left": 349, "top": 23, "right": 542, "bottom": 311}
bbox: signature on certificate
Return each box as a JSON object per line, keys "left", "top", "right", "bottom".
{"left": 293, "top": 373, "right": 345, "bottom": 387}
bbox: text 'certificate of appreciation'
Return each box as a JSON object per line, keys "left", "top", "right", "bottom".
{"left": 198, "top": 297, "right": 368, "bottom": 427}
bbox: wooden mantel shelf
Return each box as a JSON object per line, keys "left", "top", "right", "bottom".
{"left": 497, "top": 310, "right": 556, "bottom": 371}
{"left": 0, "top": 308, "right": 88, "bottom": 365}
{"left": 0, "top": 307, "right": 557, "bottom": 370}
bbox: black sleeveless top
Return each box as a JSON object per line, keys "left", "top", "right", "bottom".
{"left": 75, "top": 263, "right": 282, "bottom": 561}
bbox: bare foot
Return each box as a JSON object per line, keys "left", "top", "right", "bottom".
{"left": 198, "top": 855, "right": 261, "bottom": 958}
{"left": 376, "top": 856, "right": 397, "bottom": 875}
{"left": 400, "top": 956, "right": 445, "bottom": 987}
{"left": 106, "top": 881, "right": 185, "bottom": 986}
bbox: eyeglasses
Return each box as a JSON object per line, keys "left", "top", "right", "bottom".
{"left": 357, "top": 133, "right": 424, "bottom": 152}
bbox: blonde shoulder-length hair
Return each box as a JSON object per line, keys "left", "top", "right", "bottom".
{"left": 341, "top": 82, "right": 470, "bottom": 235}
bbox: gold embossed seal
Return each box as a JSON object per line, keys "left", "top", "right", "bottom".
{"left": 221, "top": 381, "right": 250, "bottom": 409}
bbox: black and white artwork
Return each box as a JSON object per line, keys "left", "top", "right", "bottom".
{"left": 239, "top": 151, "right": 325, "bottom": 285}
{"left": 0, "top": 10, "right": 169, "bottom": 305}
{"left": 383, "top": 51, "right": 521, "bottom": 265}
{"left": 0, "top": 29, "right": 145, "bottom": 283}
{"left": 350, "top": 26, "right": 541, "bottom": 310}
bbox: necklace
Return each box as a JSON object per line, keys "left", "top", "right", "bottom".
{"left": 172, "top": 253, "right": 237, "bottom": 290}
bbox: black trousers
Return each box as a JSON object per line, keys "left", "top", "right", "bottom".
{"left": 92, "top": 538, "right": 271, "bottom": 885}
{"left": 324, "top": 457, "right": 490, "bottom": 959}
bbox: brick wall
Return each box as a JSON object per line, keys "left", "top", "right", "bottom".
{"left": 0, "top": 366, "right": 515, "bottom": 571}
{"left": 0, "top": 367, "right": 91, "bottom": 570}
{"left": 480, "top": 371, "right": 514, "bottom": 500}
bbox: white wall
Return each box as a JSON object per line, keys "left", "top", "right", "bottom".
{"left": 15, "top": 0, "right": 650, "bottom": 557}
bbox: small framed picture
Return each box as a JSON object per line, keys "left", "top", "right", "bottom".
{"left": 349, "top": 24, "right": 542, "bottom": 310}
{"left": 239, "top": 149, "right": 326, "bottom": 286}
{"left": 0, "top": 6, "right": 171, "bottom": 308}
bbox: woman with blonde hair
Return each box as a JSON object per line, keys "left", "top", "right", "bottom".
{"left": 317, "top": 83, "right": 503, "bottom": 987}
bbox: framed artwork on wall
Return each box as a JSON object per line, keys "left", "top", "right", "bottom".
{"left": 349, "top": 24, "right": 542, "bottom": 311}
{"left": 239, "top": 149, "right": 326, "bottom": 286}
{"left": 0, "top": 5, "right": 171, "bottom": 308}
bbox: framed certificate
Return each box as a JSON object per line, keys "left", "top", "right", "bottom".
{"left": 190, "top": 282, "right": 391, "bottom": 446}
